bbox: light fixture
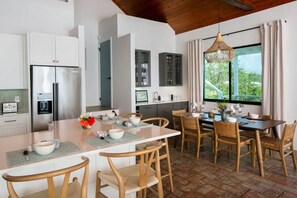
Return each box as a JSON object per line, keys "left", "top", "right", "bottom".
{"left": 205, "top": 0, "right": 234, "bottom": 63}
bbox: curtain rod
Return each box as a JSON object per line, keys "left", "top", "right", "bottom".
{"left": 202, "top": 20, "right": 287, "bottom": 41}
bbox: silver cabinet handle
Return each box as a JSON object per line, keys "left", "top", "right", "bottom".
{"left": 56, "top": 60, "right": 59, "bottom": 63}
{"left": 53, "top": 60, "right": 56, "bottom": 63}
{"left": 4, "top": 120, "right": 17, "bottom": 122}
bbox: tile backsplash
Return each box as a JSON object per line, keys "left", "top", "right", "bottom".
{"left": 0, "top": 89, "right": 29, "bottom": 114}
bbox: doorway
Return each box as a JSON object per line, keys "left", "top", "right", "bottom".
{"left": 100, "top": 40, "right": 111, "bottom": 107}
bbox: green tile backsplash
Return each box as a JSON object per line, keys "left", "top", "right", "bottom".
{"left": 0, "top": 89, "right": 29, "bottom": 114}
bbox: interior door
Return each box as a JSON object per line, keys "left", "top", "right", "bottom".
{"left": 100, "top": 40, "right": 111, "bottom": 107}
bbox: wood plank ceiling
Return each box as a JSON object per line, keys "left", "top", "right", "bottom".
{"left": 112, "top": 0, "right": 295, "bottom": 34}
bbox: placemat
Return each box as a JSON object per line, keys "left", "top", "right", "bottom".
{"left": 113, "top": 122, "right": 153, "bottom": 130}
{"left": 84, "top": 132, "right": 144, "bottom": 148}
{"left": 6, "top": 141, "right": 81, "bottom": 168}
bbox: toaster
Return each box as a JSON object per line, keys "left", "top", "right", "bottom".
{"left": 2, "top": 102, "right": 18, "bottom": 114}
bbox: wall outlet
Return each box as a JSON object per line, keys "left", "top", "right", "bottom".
{"left": 15, "top": 96, "right": 20, "bottom": 103}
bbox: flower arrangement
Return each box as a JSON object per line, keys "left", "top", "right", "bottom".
{"left": 78, "top": 113, "right": 95, "bottom": 129}
{"left": 216, "top": 101, "right": 228, "bottom": 113}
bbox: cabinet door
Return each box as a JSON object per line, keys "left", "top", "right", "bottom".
{"left": 159, "top": 53, "right": 182, "bottom": 86}
{"left": 157, "top": 103, "right": 174, "bottom": 128}
{"left": 137, "top": 105, "right": 157, "bottom": 119}
{"left": 0, "top": 34, "right": 25, "bottom": 89}
{"left": 0, "top": 114, "right": 28, "bottom": 137}
{"left": 29, "top": 32, "right": 56, "bottom": 65}
{"left": 173, "top": 101, "right": 188, "bottom": 110}
{"left": 55, "top": 36, "right": 78, "bottom": 66}
{"left": 135, "top": 50, "right": 151, "bottom": 87}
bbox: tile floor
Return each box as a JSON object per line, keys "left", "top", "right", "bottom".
{"left": 147, "top": 138, "right": 297, "bottom": 198}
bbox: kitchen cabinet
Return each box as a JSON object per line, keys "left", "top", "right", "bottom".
{"left": 135, "top": 49, "right": 151, "bottom": 87}
{"left": 0, "top": 34, "right": 26, "bottom": 89}
{"left": 159, "top": 53, "right": 182, "bottom": 86}
{"left": 29, "top": 32, "right": 78, "bottom": 66}
{"left": 136, "top": 101, "right": 188, "bottom": 128}
{"left": 0, "top": 114, "right": 29, "bottom": 137}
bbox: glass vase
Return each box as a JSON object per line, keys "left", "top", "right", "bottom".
{"left": 220, "top": 111, "right": 227, "bottom": 122}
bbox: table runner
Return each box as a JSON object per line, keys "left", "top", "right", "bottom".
{"left": 113, "top": 122, "right": 153, "bottom": 130}
{"left": 6, "top": 141, "right": 81, "bottom": 168}
{"left": 84, "top": 132, "right": 143, "bottom": 148}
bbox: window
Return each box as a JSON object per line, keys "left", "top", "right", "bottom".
{"left": 203, "top": 44, "right": 262, "bottom": 104}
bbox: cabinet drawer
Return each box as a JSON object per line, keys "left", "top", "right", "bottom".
{"left": 173, "top": 101, "right": 188, "bottom": 110}
{"left": 0, "top": 115, "right": 27, "bottom": 127}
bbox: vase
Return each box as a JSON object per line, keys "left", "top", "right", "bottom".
{"left": 220, "top": 111, "right": 227, "bottom": 122}
{"left": 81, "top": 125, "right": 91, "bottom": 129}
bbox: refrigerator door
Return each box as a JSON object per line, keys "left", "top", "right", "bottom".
{"left": 56, "top": 67, "right": 81, "bottom": 120}
{"left": 31, "top": 66, "right": 55, "bottom": 132}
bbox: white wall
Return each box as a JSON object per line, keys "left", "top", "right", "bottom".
{"left": 176, "top": 1, "right": 297, "bottom": 146}
{"left": 0, "top": 0, "right": 74, "bottom": 35}
{"left": 116, "top": 14, "right": 187, "bottom": 103}
{"left": 74, "top": 0, "right": 122, "bottom": 106}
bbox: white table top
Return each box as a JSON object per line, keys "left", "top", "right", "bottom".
{"left": 0, "top": 118, "right": 180, "bottom": 171}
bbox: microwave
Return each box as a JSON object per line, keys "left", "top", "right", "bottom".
{"left": 2, "top": 102, "right": 18, "bottom": 114}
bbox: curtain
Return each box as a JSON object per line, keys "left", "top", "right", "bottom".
{"left": 261, "top": 19, "right": 287, "bottom": 136}
{"left": 187, "top": 39, "right": 203, "bottom": 112}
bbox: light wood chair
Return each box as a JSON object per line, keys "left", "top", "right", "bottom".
{"left": 213, "top": 121, "right": 255, "bottom": 171}
{"left": 119, "top": 112, "right": 142, "bottom": 119}
{"left": 172, "top": 109, "right": 187, "bottom": 148}
{"left": 96, "top": 144, "right": 164, "bottom": 198}
{"left": 136, "top": 117, "right": 174, "bottom": 192}
{"left": 180, "top": 116, "right": 213, "bottom": 158}
{"left": 2, "top": 156, "right": 89, "bottom": 198}
{"left": 261, "top": 120, "right": 297, "bottom": 177}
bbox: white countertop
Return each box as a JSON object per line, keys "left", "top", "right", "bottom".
{"left": 0, "top": 118, "right": 180, "bottom": 171}
{"left": 136, "top": 99, "right": 188, "bottom": 106}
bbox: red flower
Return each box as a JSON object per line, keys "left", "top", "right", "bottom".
{"left": 87, "top": 117, "right": 95, "bottom": 126}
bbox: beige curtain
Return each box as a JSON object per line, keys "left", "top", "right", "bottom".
{"left": 261, "top": 19, "right": 287, "bottom": 136}
{"left": 187, "top": 39, "right": 203, "bottom": 111}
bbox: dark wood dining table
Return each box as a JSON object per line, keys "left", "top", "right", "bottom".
{"left": 180, "top": 113, "right": 285, "bottom": 177}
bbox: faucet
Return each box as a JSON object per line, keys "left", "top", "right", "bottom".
{"left": 153, "top": 91, "right": 159, "bottom": 102}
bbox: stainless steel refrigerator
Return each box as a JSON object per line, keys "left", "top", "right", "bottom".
{"left": 31, "top": 65, "right": 81, "bottom": 132}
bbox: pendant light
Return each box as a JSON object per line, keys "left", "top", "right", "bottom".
{"left": 205, "top": 0, "right": 234, "bottom": 63}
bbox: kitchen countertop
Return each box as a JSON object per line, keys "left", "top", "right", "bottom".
{"left": 136, "top": 99, "right": 188, "bottom": 106}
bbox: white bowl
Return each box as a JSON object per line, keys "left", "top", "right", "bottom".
{"left": 249, "top": 113, "right": 259, "bottom": 119}
{"left": 34, "top": 141, "right": 55, "bottom": 155}
{"left": 129, "top": 117, "right": 141, "bottom": 125}
{"left": 226, "top": 117, "right": 237, "bottom": 123}
{"left": 191, "top": 113, "right": 201, "bottom": 117}
{"left": 107, "top": 112, "right": 115, "bottom": 119}
{"left": 109, "top": 129, "right": 124, "bottom": 139}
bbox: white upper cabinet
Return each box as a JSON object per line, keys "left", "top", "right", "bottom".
{"left": 0, "top": 34, "right": 26, "bottom": 89}
{"left": 29, "top": 32, "right": 78, "bottom": 66}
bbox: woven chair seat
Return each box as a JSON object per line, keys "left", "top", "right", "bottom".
{"left": 23, "top": 180, "right": 81, "bottom": 198}
{"left": 218, "top": 136, "right": 253, "bottom": 146}
{"left": 261, "top": 136, "right": 291, "bottom": 150}
{"left": 98, "top": 164, "right": 158, "bottom": 194}
{"left": 240, "top": 130, "right": 267, "bottom": 138}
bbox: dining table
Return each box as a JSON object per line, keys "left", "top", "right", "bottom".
{"left": 180, "top": 113, "right": 285, "bottom": 177}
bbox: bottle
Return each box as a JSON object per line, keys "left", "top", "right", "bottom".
{"left": 171, "top": 94, "right": 174, "bottom": 101}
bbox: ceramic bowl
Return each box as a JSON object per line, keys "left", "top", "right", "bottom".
{"left": 108, "top": 129, "right": 125, "bottom": 139}
{"left": 226, "top": 117, "right": 237, "bottom": 123}
{"left": 34, "top": 141, "right": 55, "bottom": 155}
{"left": 107, "top": 112, "right": 115, "bottom": 119}
{"left": 249, "top": 113, "right": 259, "bottom": 119}
{"left": 129, "top": 117, "right": 141, "bottom": 125}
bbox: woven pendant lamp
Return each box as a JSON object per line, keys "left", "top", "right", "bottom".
{"left": 205, "top": 0, "right": 234, "bottom": 63}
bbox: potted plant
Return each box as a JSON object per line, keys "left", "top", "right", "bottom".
{"left": 216, "top": 101, "right": 228, "bottom": 122}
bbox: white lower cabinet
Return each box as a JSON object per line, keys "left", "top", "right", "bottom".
{"left": 0, "top": 114, "right": 29, "bottom": 137}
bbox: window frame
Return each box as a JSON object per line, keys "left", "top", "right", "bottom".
{"left": 203, "top": 43, "right": 262, "bottom": 106}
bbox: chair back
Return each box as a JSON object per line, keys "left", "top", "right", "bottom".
{"left": 141, "top": 117, "right": 169, "bottom": 128}
{"left": 281, "top": 120, "right": 297, "bottom": 142}
{"left": 99, "top": 144, "right": 163, "bottom": 190}
{"left": 247, "top": 112, "right": 272, "bottom": 120}
{"left": 172, "top": 109, "right": 187, "bottom": 130}
{"left": 213, "top": 121, "right": 239, "bottom": 139}
{"left": 180, "top": 116, "right": 200, "bottom": 133}
{"left": 119, "top": 112, "right": 142, "bottom": 119}
{"left": 2, "top": 156, "right": 89, "bottom": 198}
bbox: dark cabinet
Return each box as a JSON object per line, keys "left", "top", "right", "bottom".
{"left": 135, "top": 49, "right": 151, "bottom": 87}
{"left": 159, "top": 53, "right": 182, "bottom": 86}
{"left": 136, "top": 101, "right": 188, "bottom": 128}
{"left": 136, "top": 104, "right": 157, "bottom": 119}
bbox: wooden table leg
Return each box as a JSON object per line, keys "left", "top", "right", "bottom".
{"left": 272, "top": 126, "right": 280, "bottom": 139}
{"left": 255, "top": 130, "right": 264, "bottom": 177}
